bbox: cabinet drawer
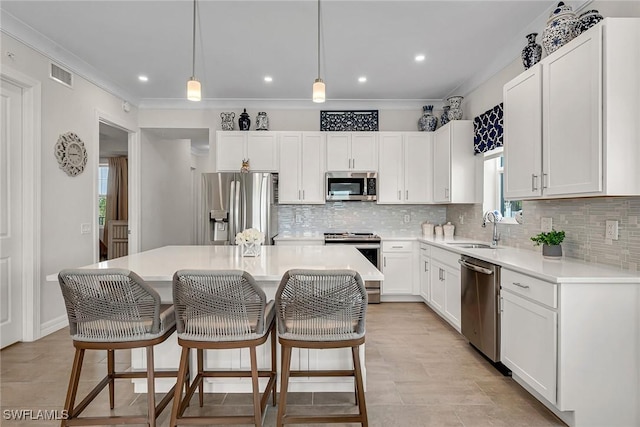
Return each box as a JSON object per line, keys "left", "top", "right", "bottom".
{"left": 419, "top": 243, "right": 430, "bottom": 256}
{"left": 430, "top": 246, "right": 460, "bottom": 268}
{"left": 382, "top": 241, "right": 413, "bottom": 252}
{"left": 501, "top": 269, "right": 557, "bottom": 309}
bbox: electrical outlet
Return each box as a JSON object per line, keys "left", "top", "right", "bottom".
{"left": 541, "top": 217, "right": 553, "bottom": 232}
{"left": 605, "top": 220, "right": 619, "bottom": 240}
{"left": 295, "top": 213, "right": 302, "bottom": 224}
{"left": 403, "top": 214, "right": 411, "bottom": 223}
{"left": 459, "top": 215, "right": 464, "bottom": 225}
{"left": 80, "top": 223, "right": 91, "bottom": 234}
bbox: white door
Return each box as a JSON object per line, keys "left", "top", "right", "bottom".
{"left": 277, "top": 133, "right": 301, "bottom": 203}
{"left": 404, "top": 133, "right": 432, "bottom": 203}
{"left": 326, "top": 133, "right": 351, "bottom": 171}
{"left": 1, "top": 79, "right": 23, "bottom": 348}
{"left": 433, "top": 126, "right": 451, "bottom": 202}
{"left": 377, "top": 133, "right": 403, "bottom": 203}
{"left": 350, "top": 133, "right": 377, "bottom": 171}
{"left": 300, "top": 133, "right": 325, "bottom": 203}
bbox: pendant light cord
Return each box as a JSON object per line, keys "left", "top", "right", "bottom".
{"left": 317, "top": 0, "right": 321, "bottom": 79}
{"left": 191, "top": 0, "right": 197, "bottom": 78}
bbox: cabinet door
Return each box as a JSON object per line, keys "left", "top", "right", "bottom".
{"left": 381, "top": 252, "right": 413, "bottom": 295}
{"left": 326, "top": 134, "right": 351, "bottom": 171}
{"left": 216, "top": 132, "right": 246, "bottom": 171}
{"left": 433, "top": 126, "right": 451, "bottom": 202}
{"left": 247, "top": 133, "right": 278, "bottom": 171}
{"left": 501, "top": 290, "right": 557, "bottom": 404}
{"left": 350, "top": 133, "right": 378, "bottom": 171}
{"left": 278, "top": 133, "right": 302, "bottom": 203}
{"left": 429, "top": 261, "right": 445, "bottom": 314}
{"left": 405, "top": 133, "right": 432, "bottom": 203}
{"left": 300, "top": 133, "right": 325, "bottom": 204}
{"left": 377, "top": 133, "right": 403, "bottom": 203}
{"left": 543, "top": 32, "right": 602, "bottom": 196}
{"left": 419, "top": 254, "right": 430, "bottom": 302}
{"left": 443, "top": 263, "right": 461, "bottom": 330}
{"left": 503, "top": 65, "right": 543, "bottom": 199}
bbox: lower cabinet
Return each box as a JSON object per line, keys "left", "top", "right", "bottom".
{"left": 419, "top": 243, "right": 430, "bottom": 301}
{"left": 427, "top": 247, "right": 461, "bottom": 331}
{"left": 381, "top": 240, "right": 416, "bottom": 295}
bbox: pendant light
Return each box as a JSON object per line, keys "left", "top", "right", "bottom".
{"left": 187, "top": 0, "right": 201, "bottom": 101}
{"left": 312, "top": 0, "right": 325, "bottom": 103}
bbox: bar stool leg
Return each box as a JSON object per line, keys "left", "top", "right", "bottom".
{"left": 146, "top": 346, "right": 157, "bottom": 427}
{"left": 170, "top": 346, "right": 190, "bottom": 427}
{"left": 277, "top": 344, "right": 293, "bottom": 427}
{"left": 62, "top": 348, "right": 85, "bottom": 427}
{"left": 352, "top": 345, "right": 368, "bottom": 427}
{"left": 107, "top": 349, "right": 115, "bottom": 409}
{"left": 270, "top": 324, "right": 277, "bottom": 406}
{"left": 250, "top": 346, "right": 262, "bottom": 427}
{"left": 197, "top": 348, "right": 204, "bottom": 407}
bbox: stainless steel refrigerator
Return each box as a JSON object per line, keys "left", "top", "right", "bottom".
{"left": 202, "top": 172, "right": 278, "bottom": 245}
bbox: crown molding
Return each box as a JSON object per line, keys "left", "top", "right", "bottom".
{"left": 1, "top": 11, "right": 138, "bottom": 105}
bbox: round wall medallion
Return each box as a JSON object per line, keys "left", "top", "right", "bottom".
{"left": 54, "top": 132, "right": 87, "bottom": 176}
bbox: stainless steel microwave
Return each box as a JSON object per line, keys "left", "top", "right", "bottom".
{"left": 326, "top": 172, "right": 377, "bottom": 201}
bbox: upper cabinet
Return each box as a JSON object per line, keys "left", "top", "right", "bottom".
{"left": 378, "top": 132, "right": 433, "bottom": 204}
{"left": 278, "top": 132, "right": 325, "bottom": 204}
{"left": 433, "top": 120, "right": 476, "bottom": 203}
{"left": 504, "top": 19, "right": 640, "bottom": 200}
{"left": 326, "top": 132, "right": 378, "bottom": 171}
{"left": 216, "top": 131, "right": 278, "bottom": 172}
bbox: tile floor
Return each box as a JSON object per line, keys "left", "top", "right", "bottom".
{"left": 1, "top": 303, "right": 565, "bottom": 426}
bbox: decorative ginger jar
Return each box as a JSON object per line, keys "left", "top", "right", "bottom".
{"left": 521, "top": 33, "right": 542, "bottom": 70}
{"left": 418, "top": 105, "right": 438, "bottom": 132}
{"left": 542, "top": 2, "right": 578, "bottom": 55}
{"left": 446, "top": 96, "right": 464, "bottom": 121}
{"left": 238, "top": 108, "right": 251, "bottom": 131}
{"left": 577, "top": 10, "right": 603, "bottom": 34}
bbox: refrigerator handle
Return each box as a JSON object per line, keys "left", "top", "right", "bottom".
{"left": 229, "top": 180, "right": 236, "bottom": 242}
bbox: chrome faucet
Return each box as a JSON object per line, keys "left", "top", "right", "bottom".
{"left": 482, "top": 211, "right": 501, "bottom": 246}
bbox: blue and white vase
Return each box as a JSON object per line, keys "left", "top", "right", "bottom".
{"left": 577, "top": 9, "right": 603, "bottom": 35}
{"left": 521, "top": 33, "right": 542, "bottom": 70}
{"left": 542, "top": 2, "right": 578, "bottom": 55}
{"left": 440, "top": 105, "right": 450, "bottom": 126}
{"left": 446, "top": 96, "right": 464, "bottom": 121}
{"left": 418, "top": 105, "right": 438, "bottom": 132}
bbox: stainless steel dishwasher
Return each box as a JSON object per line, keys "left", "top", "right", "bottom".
{"left": 459, "top": 255, "right": 502, "bottom": 364}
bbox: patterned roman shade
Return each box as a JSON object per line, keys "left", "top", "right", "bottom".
{"left": 473, "top": 103, "right": 503, "bottom": 154}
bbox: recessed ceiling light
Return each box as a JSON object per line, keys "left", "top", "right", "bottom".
{"left": 358, "top": 76, "right": 367, "bottom": 83}
{"left": 414, "top": 54, "right": 426, "bottom": 62}
{"left": 264, "top": 76, "right": 273, "bottom": 82}
{"left": 138, "top": 75, "right": 149, "bottom": 82}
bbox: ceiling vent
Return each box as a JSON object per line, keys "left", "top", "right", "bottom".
{"left": 50, "top": 63, "right": 73, "bottom": 88}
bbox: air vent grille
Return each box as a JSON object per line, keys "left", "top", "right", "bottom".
{"left": 50, "top": 63, "right": 73, "bottom": 88}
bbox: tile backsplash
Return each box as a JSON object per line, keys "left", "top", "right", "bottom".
{"left": 447, "top": 197, "right": 640, "bottom": 272}
{"left": 277, "top": 202, "right": 446, "bottom": 235}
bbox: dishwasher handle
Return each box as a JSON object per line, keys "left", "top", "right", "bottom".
{"left": 458, "top": 258, "right": 494, "bottom": 275}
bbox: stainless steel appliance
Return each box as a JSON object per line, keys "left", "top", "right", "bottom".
{"left": 459, "top": 255, "right": 503, "bottom": 363}
{"left": 326, "top": 172, "right": 377, "bottom": 202}
{"left": 324, "top": 232, "right": 381, "bottom": 303}
{"left": 203, "top": 172, "right": 278, "bottom": 245}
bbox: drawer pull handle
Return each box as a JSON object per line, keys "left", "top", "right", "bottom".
{"left": 391, "top": 245, "right": 403, "bottom": 248}
{"left": 512, "top": 282, "right": 530, "bottom": 289}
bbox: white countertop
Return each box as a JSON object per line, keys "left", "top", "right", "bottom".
{"left": 417, "top": 236, "right": 640, "bottom": 284}
{"left": 47, "top": 245, "right": 384, "bottom": 282}
{"left": 273, "top": 233, "right": 324, "bottom": 241}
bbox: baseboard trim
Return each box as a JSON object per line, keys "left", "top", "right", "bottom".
{"left": 39, "top": 315, "right": 68, "bottom": 338}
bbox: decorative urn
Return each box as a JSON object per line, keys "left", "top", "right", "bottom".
{"left": 542, "top": 2, "right": 578, "bottom": 55}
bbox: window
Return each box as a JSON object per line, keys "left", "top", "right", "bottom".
{"left": 98, "top": 164, "right": 108, "bottom": 226}
{"left": 483, "top": 148, "right": 522, "bottom": 224}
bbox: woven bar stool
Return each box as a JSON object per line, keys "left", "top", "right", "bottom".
{"left": 170, "top": 270, "right": 277, "bottom": 427}
{"left": 275, "top": 269, "right": 368, "bottom": 427}
{"left": 57, "top": 268, "right": 180, "bottom": 427}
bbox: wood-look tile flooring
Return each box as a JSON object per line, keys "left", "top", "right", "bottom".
{"left": 1, "top": 303, "right": 565, "bottom": 426}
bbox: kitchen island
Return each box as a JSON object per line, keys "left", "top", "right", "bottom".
{"left": 56, "top": 245, "right": 384, "bottom": 393}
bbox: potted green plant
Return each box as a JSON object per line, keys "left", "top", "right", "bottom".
{"left": 531, "top": 229, "right": 566, "bottom": 258}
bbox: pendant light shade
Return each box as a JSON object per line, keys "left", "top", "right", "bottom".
{"left": 187, "top": 0, "right": 201, "bottom": 101}
{"left": 313, "top": 78, "right": 325, "bottom": 103}
{"left": 312, "top": 0, "right": 325, "bottom": 103}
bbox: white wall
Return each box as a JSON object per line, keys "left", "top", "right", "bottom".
{"left": 140, "top": 133, "right": 193, "bottom": 251}
{"left": 0, "top": 33, "right": 139, "bottom": 331}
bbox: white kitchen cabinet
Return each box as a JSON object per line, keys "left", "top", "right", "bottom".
{"left": 419, "top": 243, "right": 430, "bottom": 302}
{"left": 428, "top": 247, "right": 461, "bottom": 330}
{"left": 216, "top": 131, "right": 278, "bottom": 172}
{"left": 500, "top": 269, "right": 557, "bottom": 404}
{"left": 326, "top": 133, "right": 377, "bottom": 171}
{"left": 504, "top": 19, "right": 640, "bottom": 200}
{"left": 381, "top": 240, "right": 415, "bottom": 295}
{"left": 432, "top": 121, "right": 476, "bottom": 203}
{"left": 378, "top": 132, "right": 432, "bottom": 204}
{"left": 278, "top": 132, "right": 325, "bottom": 204}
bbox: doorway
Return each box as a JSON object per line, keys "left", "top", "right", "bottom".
{"left": 98, "top": 121, "right": 130, "bottom": 261}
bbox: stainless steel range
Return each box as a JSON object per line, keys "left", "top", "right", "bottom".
{"left": 324, "top": 232, "right": 381, "bottom": 303}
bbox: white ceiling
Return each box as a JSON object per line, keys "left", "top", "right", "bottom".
{"left": 0, "top": 0, "right": 577, "bottom": 109}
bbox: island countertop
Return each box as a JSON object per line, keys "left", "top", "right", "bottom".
{"left": 48, "top": 245, "right": 384, "bottom": 282}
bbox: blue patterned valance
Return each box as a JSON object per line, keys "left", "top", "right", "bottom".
{"left": 473, "top": 103, "right": 503, "bottom": 154}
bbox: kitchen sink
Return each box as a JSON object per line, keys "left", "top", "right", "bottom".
{"left": 446, "top": 243, "right": 495, "bottom": 249}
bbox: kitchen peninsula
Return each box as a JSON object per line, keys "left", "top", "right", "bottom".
{"left": 48, "top": 245, "right": 383, "bottom": 393}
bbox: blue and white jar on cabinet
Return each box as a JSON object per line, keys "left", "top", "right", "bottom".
{"left": 521, "top": 33, "right": 542, "bottom": 70}
{"left": 542, "top": 1, "right": 578, "bottom": 55}
{"left": 418, "top": 105, "right": 438, "bottom": 131}
{"left": 577, "top": 10, "right": 603, "bottom": 34}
